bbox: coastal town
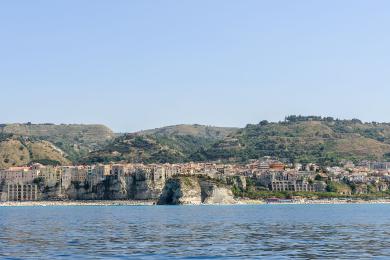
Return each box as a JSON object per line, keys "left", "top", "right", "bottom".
{"left": 1, "top": 157, "right": 390, "bottom": 203}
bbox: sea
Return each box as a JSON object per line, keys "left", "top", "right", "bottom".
{"left": 1, "top": 204, "right": 390, "bottom": 259}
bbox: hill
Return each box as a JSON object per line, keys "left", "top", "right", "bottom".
{"left": 84, "top": 125, "right": 238, "bottom": 164}
{"left": 0, "top": 133, "right": 70, "bottom": 169}
{"left": 4, "top": 118, "right": 390, "bottom": 166}
{"left": 138, "top": 124, "right": 238, "bottom": 139}
{"left": 85, "top": 133, "right": 187, "bottom": 164}
{"left": 196, "top": 116, "right": 390, "bottom": 165}
{"left": 0, "top": 123, "right": 115, "bottom": 161}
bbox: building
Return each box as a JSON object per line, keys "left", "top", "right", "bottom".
{"left": 269, "top": 162, "right": 285, "bottom": 171}
{"left": 0, "top": 167, "right": 37, "bottom": 184}
{"left": 70, "top": 166, "right": 88, "bottom": 183}
{"left": 269, "top": 172, "right": 325, "bottom": 192}
{"left": 6, "top": 184, "right": 39, "bottom": 201}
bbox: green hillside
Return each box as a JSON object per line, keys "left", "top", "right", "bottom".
{"left": 138, "top": 124, "right": 238, "bottom": 139}
{"left": 3, "top": 118, "right": 390, "bottom": 167}
{"left": 85, "top": 134, "right": 187, "bottom": 164}
{"left": 197, "top": 116, "right": 390, "bottom": 165}
{"left": 85, "top": 125, "right": 238, "bottom": 164}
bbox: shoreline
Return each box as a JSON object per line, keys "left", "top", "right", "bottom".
{"left": 2, "top": 198, "right": 390, "bottom": 207}
{"left": 239, "top": 198, "right": 390, "bottom": 205}
{"left": 0, "top": 200, "right": 157, "bottom": 207}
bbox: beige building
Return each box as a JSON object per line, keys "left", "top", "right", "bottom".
{"left": 0, "top": 167, "right": 38, "bottom": 184}
{"left": 6, "top": 184, "right": 39, "bottom": 201}
{"left": 88, "top": 164, "right": 111, "bottom": 186}
{"left": 70, "top": 166, "right": 88, "bottom": 183}
{"left": 38, "top": 166, "right": 61, "bottom": 187}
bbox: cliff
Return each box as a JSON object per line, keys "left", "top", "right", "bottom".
{"left": 158, "top": 176, "right": 236, "bottom": 205}
{"left": 39, "top": 171, "right": 237, "bottom": 205}
{"left": 65, "top": 169, "right": 166, "bottom": 201}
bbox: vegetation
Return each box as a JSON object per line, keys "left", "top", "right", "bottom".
{"left": 83, "top": 124, "right": 237, "bottom": 164}
{"left": 29, "top": 159, "right": 62, "bottom": 166}
{"left": 197, "top": 116, "right": 390, "bottom": 165}
{"left": 326, "top": 181, "right": 351, "bottom": 194}
{"left": 235, "top": 190, "right": 390, "bottom": 200}
{"left": 137, "top": 124, "right": 238, "bottom": 139}
{"left": 84, "top": 134, "right": 187, "bottom": 164}
{"left": 33, "top": 177, "right": 45, "bottom": 185}
{"left": 4, "top": 118, "right": 390, "bottom": 166}
{"left": 230, "top": 175, "right": 390, "bottom": 200}
{"left": 0, "top": 123, "right": 114, "bottom": 163}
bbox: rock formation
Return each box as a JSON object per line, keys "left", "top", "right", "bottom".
{"left": 158, "top": 176, "right": 236, "bottom": 205}
{"left": 36, "top": 168, "right": 238, "bottom": 204}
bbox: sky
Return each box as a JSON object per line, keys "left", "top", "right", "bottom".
{"left": 1, "top": 1, "right": 390, "bottom": 132}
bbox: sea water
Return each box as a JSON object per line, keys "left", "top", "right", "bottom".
{"left": 1, "top": 204, "right": 389, "bottom": 259}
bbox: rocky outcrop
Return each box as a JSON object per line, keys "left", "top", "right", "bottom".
{"left": 65, "top": 169, "right": 166, "bottom": 201}
{"left": 158, "top": 176, "right": 236, "bottom": 205}
{"left": 132, "top": 170, "right": 166, "bottom": 200}
{"left": 199, "top": 180, "right": 235, "bottom": 204}
{"left": 158, "top": 177, "right": 202, "bottom": 205}
{"left": 36, "top": 168, "right": 240, "bottom": 204}
{"left": 223, "top": 175, "right": 247, "bottom": 191}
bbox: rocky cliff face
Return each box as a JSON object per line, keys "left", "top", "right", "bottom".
{"left": 65, "top": 170, "right": 166, "bottom": 201}
{"left": 158, "top": 176, "right": 236, "bottom": 205}
{"left": 199, "top": 179, "right": 235, "bottom": 204}
{"left": 158, "top": 177, "right": 202, "bottom": 205}
{"left": 39, "top": 169, "right": 237, "bottom": 204}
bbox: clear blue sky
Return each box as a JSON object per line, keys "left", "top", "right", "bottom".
{"left": 1, "top": 1, "right": 390, "bottom": 132}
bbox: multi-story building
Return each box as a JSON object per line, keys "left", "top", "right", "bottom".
{"left": 70, "top": 166, "right": 88, "bottom": 183}
{"left": 6, "top": 184, "right": 39, "bottom": 201}
{"left": 0, "top": 167, "right": 37, "bottom": 184}
{"left": 266, "top": 171, "right": 326, "bottom": 192}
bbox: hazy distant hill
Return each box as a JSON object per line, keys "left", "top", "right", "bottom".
{"left": 0, "top": 123, "right": 115, "bottom": 162}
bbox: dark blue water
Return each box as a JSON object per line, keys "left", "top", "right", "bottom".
{"left": 1, "top": 204, "right": 390, "bottom": 259}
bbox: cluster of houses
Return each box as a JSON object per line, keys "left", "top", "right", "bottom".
{"left": 246, "top": 159, "right": 390, "bottom": 194}
{"left": 1, "top": 158, "right": 390, "bottom": 201}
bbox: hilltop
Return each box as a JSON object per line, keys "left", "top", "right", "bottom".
{"left": 137, "top": 124, "right": 238, "bottom": 139}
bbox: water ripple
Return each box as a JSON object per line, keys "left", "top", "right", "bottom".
{"left": 1, "top": 204, "right": 390, "bottom": 259}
